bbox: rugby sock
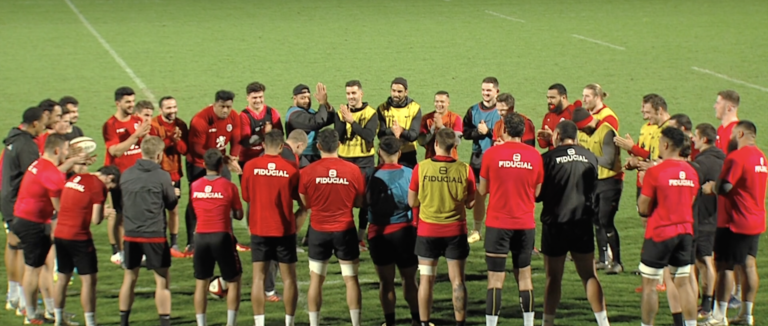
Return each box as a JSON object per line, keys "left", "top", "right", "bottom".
{"left": 54, "top": 308, "right": 63, "bottom": 323}
{"left": 734, "top": 284, "right": 742, "bottom": 298}
{"left": 196, "top": 313, "right": 206, "bottom": 326}
{"left": 285, "top": 315, "right": 295, "bottom": 326}
{"left": 170, "top": 234, "right": 178, "bottom": 247}
{"left": 27, "top": 305, "right": 36, "bottom": 320}
{"left": 594, "top": 311, "right": 610, "bottom": 326}
{"left": 384, "top": 312, "right": 396, "bottom": 325}
{"left": 672, "top": 312, "right": 684, "bottom": 326}
{"left": 227, "top": 310, "right": 237, "bottom": 326}
{"left": 111, "top": 244, "right": 119, "bottom": 255}
{"left": 486, "top": 315, "right": 499, "bottom": 326}
{"left": 18, "top": 285, "right": 26, "bottom": 308}
{"left": 254, "top": 315, "right": 265, "bottom": 326}
{"left": 119, "top": 310, "right": 130, "bottom": 326}
{"left": 8, "top": 281, "right": 19, "bottom": 301}
{"left": 350, "top": 309, "right": 361, "bottom": 326}
{"left": 44, "top": 297, "right": 54, "bottom": 313}
{"left": 744, "top": 301, "right": 753, "bottom": 317}
{"left": 410, "top": 311, "right": 420, "bottom": 323}
{"left": 701, "top": 295, "right": 713, "bottom": 313}
{"left": 519, "top": 290, "right": 534, "bottom": 326}
{"left": 309, "top": 312, "right": 320, "bottom": 326}
{"left": 716, "top": 301, "right": 728, "bottom": 320}
{"left": 641, "top": 323, "right": 652, "bottom": 326}
{"left": 542, "top": 314, "right": 555, "bottom": 326}
{"left": 685, "top": 320, "right": 697, "bottom": 326}
{"left": 523, "top": 312, "right": 535, "bottom": 326}
{"left": 84, "top": 312, "right": 96, "bottom": 326}
{"left": 159, "top": 314, "right": 171, "bottom": 326}
{"left": 486, "top": 288, "right": 502, "bottom": 325}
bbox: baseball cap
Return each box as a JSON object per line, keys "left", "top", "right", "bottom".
{"left": 293, "top": 84, "right": 310, "bottom": 96}
{"left": 572, "top": 107, "right": 594, "bottom": 129}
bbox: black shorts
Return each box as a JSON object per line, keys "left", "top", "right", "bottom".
{"left": 472, "top": 166, "right": 481, "bottom": 185}
{"left": 54, "top": 238, "right": 98, "bottom": 275}
{"left": 251, "top": 234, "right": 298, "bottom": 264}
{"left": 541, "top": 221, "right": 594, "bottom": 258}
{"left": 485, "top": 227, "right": 535, "bottom": 268}
{"left": 123, "top": 240, "right": 171, "bottom": 270}
{"left": 308, "top": 227, "right": 359, "bottom": 261}
{"left": 368, "top": 225, "right": 418, "bottom": 268}
{"left": 12, "top": 218, "right": 51, "bottom": 268}
{"left": 194, "top": 232, "right": 242, "bottom": 281}
{"left": 299, "top": 154, "right": 320, "bottom": 169}
{"left": 109, "top": 187, "right": 123, "bottom": 214}
{"left": 640, "top": 234, "right": 693, "bottom": 269}
{"left": 415, "top": 234, "right": 470, "bottom": 261}
{"left": 713, "top": 228, "right": 732, "bottom": 263}
{"left": 398, "top": 151, "right": 418, "bottom": 169}
{"left": 726, "top": 232, "right": 760, "bottom": 266}
{"left": 695, "top": 230, "right": 716, "bottom": 259}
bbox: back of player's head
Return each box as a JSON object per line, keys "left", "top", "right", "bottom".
{"left": 59, "top": 96, "right": 78, "bottom": 108}
{"left": 391, "top": 77, "right": 408, "bottom": 90}
{"left": 548, "top": 83, "right": 567, "bottom": 96}
{"left": 215, "top": 90, "right": 235, "bottom": 103}
{"left": 661, "top": 127, "right": 688, "bottom": 152}
{"left": 482, "top": 77, "right": 499, "bottom": 88}
{"left": 571, "top": 107, "right": 594, "bottom": 129}
{"left": 670, "top": 113, "right": 693, "bottom": 131}
{"left": 44, "top": 134, "right": 68, "bottom": 154}
{"left": 718, "top": 90, "right": 740, "bottom": 106}
{"left": 98, "top": 165, "right": 121, "bottom": 186}
{"left": 345, "top": 80, "right": 363, "bottom": 89}
{"left": 316, "top": 129, "right": 339, "bottom": 153}
{"left": 135, "top": 100, "right": 154, "bottom": 112}
{"left": 114, "top": 87, "right": 135, "bottom": 102}
{"left": 203, "top": 148, "right": 224, "bottom": 172}
{"left": 264, "top": 130, "right": 285, "bottom": 150}
{"left": 584, "top": 83, "right": 608, "bottom": 99}
{"left": 555, "top": 120, "right": 578, "bottom": 142}
{"left": 496, "top": 93, "right": 515, "bottom": 109}
{"left": 736, "top": 120, "right": 757, "bottom": 137}
{"left": 287, "top": 129, "right": 308, "bottom": 144}
{"left": 22, "top": 106, "right": 44, "bottom": 125}
{"left": 378, "top": 136, "right": 401, "bottom": 156}
{"left": 435, "top": 128, "right": 458, "bottom": 151}
{"left": 140, "top": 136, "right": 165, "bottom": 159}
{"left": 695, "top": 123, "right": 717, "bottom": 145}
{"left": 435, "top": 90, "right": 449, "bottom": 97}
{"left": 246, "top": 82, "right": 266, "bottom": 95}
{"left": 503, "top": 112, "right": 525, "bottom": 138}
{"left": 642, "top": 93, "right": 667, "bottom": 112}
{"left": 38, "top": 99, "right": 58, "bottom": 113}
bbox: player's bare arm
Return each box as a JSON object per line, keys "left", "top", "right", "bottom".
{"left": 91, "top": 204, "right": 105, "bottom": 225}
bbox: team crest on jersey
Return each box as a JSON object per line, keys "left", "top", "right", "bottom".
{"left": 216, "top": 136, "right": 227, "bottom": 149}
{"left": 560, "top": 118, "right": 565, "bottom": 122}
{"left": 226, "top": 124, "right": 232, "bottom": 132}
{"left": 316, "top": 168, "right": 348, "bottom": 184}
{"left": 193, "top": 184, "right": 224, "bottom": 199}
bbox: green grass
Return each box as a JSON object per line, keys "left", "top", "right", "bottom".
{"left": 1, "top": 0, "right": 767, "bottom": 325}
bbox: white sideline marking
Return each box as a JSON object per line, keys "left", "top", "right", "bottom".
{"left": 571, "top": 34, "right": 626, "bottom": 50}
{"left": 485, "top": 10, "right": 525, "bottom": 23}
{"left": 692, "top": 67, "right": 768, "bottom": 93}
{"left": 63, "top": 0, "right": 156, "bottom": 102}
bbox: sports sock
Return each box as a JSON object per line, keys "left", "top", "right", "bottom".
{"left": 309, "top": 312, "right": 319, "bottom": 326}
{"left": 159, "top": 314, "right": 171, "bottom": 326}
{"left": 265, "top": 290, "right": 276, "bottom": 297}
{"left": 285, "top": 315, "right": 295, "bottom": 326}
{"left": 716, "top": 301, "right": 728, "bottom": 320}
{"left": 18, "top": 285, "right": 26, "bottom": 308}
{"left": 486, "top": 315, "right": 499, "bottom": 326}
{"left": 456, "top": 321, "right": 465, "bottom": 326}
{"left": 27, "top": 305, "right": 37, "bottom": 319}
{"left": 384, "top": 312, "right": 396, "bottom": 326}
{"left": 701, "top": 295, "right": 713, "bottom": 313}
{"left": 642, "top": 323, "right": 652, "bottom": 326}
{"left": 254, "top": 315, "right": 265, "bottom": 326}
{"left": 8, "top": 281, "right": 19, "bottom": 301}
{"left": 227, "top": 310, "right": 237, "bottom": 326}
{"left": 54, "top": 308, "right": 63, "bottom": 323}
{"left": 523, "top": 312, "right": 535, "bottom": 326}
{"left": 486, "top": 288, "right": 502, "bottom": 316}
{"left": 170, "top": 234, "right": 178, "bottom": 247}
{"left": 520, "top": 289, "right": 534, "bottom": 326}
{"left": 421, "top": 322, "right": 431, "bottom": 326}
{"left": 111, "top": 244, "right": 119, "bottom": 255}
{"left": 84, "top": 312, "right": 96, "bottom": 326}
{"left": 673, "top": 312, "right": 684, "bottom": 326}
{"left": 685, "top": 320, "right": 697, "bottom": 326}
{"left": 120, "top": 310, "right": 130, "bottom": 326}
{"left": 595, "top": 311, "right": 610, "bottom": 326}
{"left": 734, "top": 284, "right": 742, "bottom": 298}
{"left": 196, "top": 313, "right": 206, "bottom": 326}
{"left": 744, "top": 301, "right": 753, "bottom": 316}
{"left": 350, "top": 309, "right": 361, "bottom": 326}
{"left": 44, "top": 298, "right": 54, "bottom": 313}
{"left": 542, "top": 314, "right": 555, "bottom": 326}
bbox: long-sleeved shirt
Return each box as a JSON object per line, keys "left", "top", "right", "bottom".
{"left": 538, "top": 100, "right": 579, "bottom": 149}
{"left": 120, "top": 159, "right": 178, "bottom": 240}
{"left": 187, "top": 106, "right": 242, "bottom": 168}
{"left": 285, "top": 105, "right": 335, "bottom": 156}
{"left": 335, "top": 103, "right": 379, "bottom": 167}
{"left": 377, "top": 97, "right": 422, "bottom": 153}
{"left": 150, "top": 116, "right": 188, "bottom": 182}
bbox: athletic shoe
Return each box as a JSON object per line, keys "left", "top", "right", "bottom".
{"left": 595, "top": 262, "right": 609, "bottom": 270}
{"left": 728, "top": 295, "right": 741, "bottom": 309}
{"left": 236, "top": 243, "right": 251, "bottom": 252}
{"left": 110, "top": 252, "right": 122, "bottom": 266}
{"left": 703, "top": 316, "right": 729, "bottom": 326}
{"left": 635, "top": 283, "right": 666, "bottom": 293}
{"left": 532, "top": 247, "right": 541, "bottom": 256}
{"left": 467, "top": 230, "right": 481, "bottom": 244}
{"left": 170, "top": 245, "right": 186, "bottom": 258}
{"left": 265, "top": 294, "right": 281, "bottom": 302}
{"left": 45, "top": 310, "right": 77, "bottom": 321}
{"left": 699, "top": 308, "right": 711, "bottom": 320}
{"left": 358, "top": 241, "right": 368, "bottom": 252}
{"left": 184, "top": 246, "right": 195, "bottom": 258}
{"left": 5, "top": 299, "right": 19, "bottom": 311}
{"left": 25, "top": 312, "right": 53, "bottom": 324}
{"left": 605, "top": 263, "right": 624, "bottom": 275}
{"left": 729, "top": 315, "right": 753, "bottom": 325}
{"left": 17, "top": 306, "right": 26, "bottom": 316}
{"left": 50, "top": 312, "right": 80, "bottom": 326}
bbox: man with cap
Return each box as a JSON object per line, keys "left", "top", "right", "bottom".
{"left": 285, "top": 83, "right": 335, "bottom": 168}
{"left": 377, "top": 77, "right": 422, "bottom": 168}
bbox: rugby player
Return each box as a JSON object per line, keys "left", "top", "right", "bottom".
{"left": 12, "top": 134, "right": 68, "bottom": 324}
{"left": 136, "top": 100, "right": 154, "bottom": 122}
{"left": 463, "top": 77, "right": 500, "bottom": 244}
{"left": 239, "top": 81, "right": 283, "bottom": 169}
{"left": 479, "top": 113, "right": 543, "bottom": 326}
{"left": 34, "top": 99, "right": 62, "bottom": 153}
{"left": 408, "top": 128, "right": 476, "bottom": 326}
{"left": 186, "top": 90, "right": 242, "bottom": 255}
{"left": 299, "top": 129, "right": 365, "bottom": 326}
{"left": 418, "top": 90, "right": 463, "bottom": 160}
{"left": 58, "top": 96, "right": 85, "bottom": 140}
{"left": 102, "top": 86, "right": 149, "bottom": 264}
{"left": 582, "top": 83, "right": 619, "bottom": 131}
{"left": 668, "top": 114, "right": 697, "bottom": 159}
{"left": 366, "top": 136, "right": 419, "bottom": 326}
{"left": 702, "top": 121, "right": 766, "bottom": 326}
{"left": 285, "top": 83, "right": 334, "bottom": 168}
{"left": 638, "top": 127, "right": 699, "bottom": 326}
{"left": 191, "top": 149, "right": 244, "bottom": 326}
{"left": 377, "top": 77, "right": 422, "bottom": 168}
{"left": 713, "top": 90, "right": 740, "bottom": 154}
{"left": 491, "top": 93, "right": 535, "bottom": 147}
{"left": 150, "top": 96, "right": 188, "bottom": 257}
{"left": 572, "top": 107, "right": 624, "bottom": 274}
{"left": 118, "top": 136, "right": 178, "bottom": 326}
{"left": 53, "top": 166, "right": 121, "bottom": 326}
{"left": 242, "top": 131, "right": 300, "bottom": 326}
{"left": 537, "top": 83, "right": 580, "bottom": 150}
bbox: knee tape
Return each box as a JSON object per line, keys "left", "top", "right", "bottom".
{"left": 669, "top": 264, "right": 692, "bottom": 278}
{"left": 486, "top": 256, "right": 507, "bottom": 273}
{"left": 418, "top": 264, "right": 437, "bottom": 276}
{"left": 638, "top": 263, "right": 663, "bottom": 280}
{"left": 309, "top": 259, "right": 329, "bottom": 276}
{"left": 340, "top": 263, "right": 359, "bottom": 277}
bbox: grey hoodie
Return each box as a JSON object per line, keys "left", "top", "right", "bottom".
{"left": 120, "top": 159, "right": 178, "bottom": 238}
{"left": 1, "top": 128, "right": 40, "bottom": 220}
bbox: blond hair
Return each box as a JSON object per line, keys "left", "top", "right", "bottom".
{"left": 584, "top": 83, "right": 608, "bottom": 100}
{"left": 141, "top": 136, "right": 165, "bottom": 158}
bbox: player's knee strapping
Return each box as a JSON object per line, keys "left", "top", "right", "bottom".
{"left": 519, "top": 289, "right": 534, "bottom": 313}
{"left": 486, "top": 256, "right": 506, "bottom": 273}
{"left": 340, "top": 262, "right": 358, "bottom": 277}
{"left": 638, "top": 263, "right": 664, "bottom": 280}
{"left": 668, "top": 264, "right": 692, "bottom": 278}
{"left": 486, "top": 288, "right": 502, "bottom": 316}
{"left": 309, "top": 259, "right": 329, "bottom": 276}
{"left": 418, "top": 264, "right": 437, "bottom": 276}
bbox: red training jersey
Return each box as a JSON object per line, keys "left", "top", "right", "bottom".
{"left": 190, "top": 176, "right": 242, "bottom": 234}
{"left": 13, "top": 159, "right": 66, "bottom": 224}
{"left": 539, "top": 101, "right": 579, "bottom": 150}
{"left": 299, "top": 157, "right": 365, "bottom": 232}
{"left": 187, "top": 106, "right": 242, "bottom": 168}
{"left": 242, "top": 154, "right": 299, "bottom": 237}
{"left": 717, "top": 145, "right": 767, "bottom": 235}
{"left": 54, "top": 174, "right": 107, "bottom": 240}
{"left": 420, "top": 111, "right": 463, "bottom": 159}
{"left": 150, "top": 116, "right": 188, "bottom": 182}
{"left": 480, "top": 142, "right": 543, "bottom": 230}
{"left": 239, "top": 106, "right": 283, "bottom": 163}
{"left": 641, "top": 160, "right": 699, "bottom": 242}
{"left": 492, "top": 114, "right": 536, "bottom": 146}
{"left": 716, "top": 120, "right": 739, "bottom": 154}
{"left": 103, "top": 115, "right": 145, "bottom": 172}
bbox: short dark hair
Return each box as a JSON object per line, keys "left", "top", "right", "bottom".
{"left": 135, "top": 100, "right": 154, "bottom": 111}
{"left": 345, "top": 80, "right": 363, "bottom": 89}
{"left": 22, "top": 107, "right": 44, "bottom": 125}
{"left": 435, "top": 90, "right": 449, "bottom": 97}
{"left": 378, "top": 136, "right": 401, "bottom": 155}
{"left": 61, "top": 106, "right": 70, "bottom": 116}
{"left": 670, "top": 113, "right": 693, "bottom": 131}
{"left": 158, "top": 96, "right": 175, "bottom": 109}
{"left": 215, "top": 90, "right": 235, "bottom": 102}
{"left": 642, "top": 93, "right": 667, "bottom": 112}
{"left": 718, "top": 90, "right": 740, "bottom": 106}
{"left": 504, "top": 112, "right": 526, "bottom": 138}
{"left": 497, "top": 93, "right": 515, "bottom": 108}
{"left": 695, "top": 123, "right": 717, "bottom": 145}
{"left": 97, "top": 165, "right": 121, "bottom": 186}
{"left": 435, "top": 128, "right": 458, "bottom": 151}
{"left": 59, "top": 96, "right": 78, "bottom": 107}
{"left": 246, "top": 82, "right": 266, "bottom": 94}
{"left": 391, "top": 77, "right": 408, "bottom": 90}
{"left": 44, "top": 134, "right": 68, "bottom": 154}
{"left": 264, "top": 130, "right": 285, "bottom": 149}
{"left": 661, "top": 127, "right": 689, "bottom": 153}
{"left": 203, "top": 149, "right": 224, "bottom": 172}
{"left": 482, "top": 77, "right": 499, "bottom": 88}
{"left": 114, "top": 87, "right": 135, "bottom": 102}
{"left": 736, "top": 120, "right": 757, "bottom": 136}
{"left": 316, "top": 129, "right": 339, "bottom": 153}
{"left": 38, "top": 99, "right": 58, "bottom": 112}
{"left": 548, "top": 83, "right": 567, "bottom": 96}
{"left": 555, "top": 120, "right": 578, "bottom": 142}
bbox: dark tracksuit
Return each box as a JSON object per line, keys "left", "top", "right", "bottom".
{"left": 1, "top": 128, "right": 40, "bottom": 226}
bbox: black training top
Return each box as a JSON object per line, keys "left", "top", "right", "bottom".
{"left": 537, "top": 144, "right": 599, "bottom": 224}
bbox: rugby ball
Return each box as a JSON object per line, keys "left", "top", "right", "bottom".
{"left": 208, "top": 276, "right": 228, "bottom": 299}
{"left": 70, "top": 137, "right": 97, "bottom": 154}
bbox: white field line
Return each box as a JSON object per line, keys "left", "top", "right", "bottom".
{"left": 571, "top": 34, "right": 626, "bottom": 50}
{"left": 692, "top": 67, "right": 768, "bottom": 93}
{"left": 485, "top": 10, "right": 525, "bottom": 23}
{"left": 63, "top": 0, "right": 156, "bottom": 102}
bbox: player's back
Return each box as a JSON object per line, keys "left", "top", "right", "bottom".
{"left": 14, "top": 159, "right": 65, "bottom": 222}
{"left": 367, "top": 164, "right": 413, "bottom": 226}
{"left": 56, "top": 174, "right": 107, "bottom": 240}
{"left": 539, "top": 145, "right": 598, "bottom": 225}
{"left": 191, "top": 176, "right": 240, "bottom": 234}
{"left": 643, "top": 159, "right": 699, "bottom": 241}
{"left": 299, "top": 157, "right": 364, "bottom": 232}
{"left": 242, "top": 154, "right": 299, "bottom": 237}
{"left": 722, "top": 145, "right": 767, "bottom": 235}
{"left": 413, "top": 156, "right": 472, "bottom": 223}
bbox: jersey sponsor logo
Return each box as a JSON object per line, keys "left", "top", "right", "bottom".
{"left": 216, "top": 136, "right": 227, "bottom": 149}
{"left": 498, "top": 153, "right": 533, "bottom": 169}
{"left": 208, "top": 128, "right": 217, "bottom": 133}
{"left": 124, "top": 144, "right": 142, "bottom": 156}
{"left": 253, "top": 162, "right": 290, "bottom": 177}
{"left": 422, "top": 174, "right": 465, "bottom": 184}
{"left": 756, "top": 157, "right": 767, "bottom": 173}
{"left": 116, "top": 128, "right": 126, "bottom": 133}
{"left": 556, "top": 148, "right": 589, "bottom": 164}
{"left": 315, "top": 169, "right": 349, "bottom": 184}
{"left": 27, "top": 160, "right": 39, "bottom": 174}
{"left": 668, "top": 171, "right": 696, "bottom": 187}
{"left": 65, "top": 176, "right": 85, "bottom": 192}
{"left": 192, "top": 184, "right": 224, "bottom": 199}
